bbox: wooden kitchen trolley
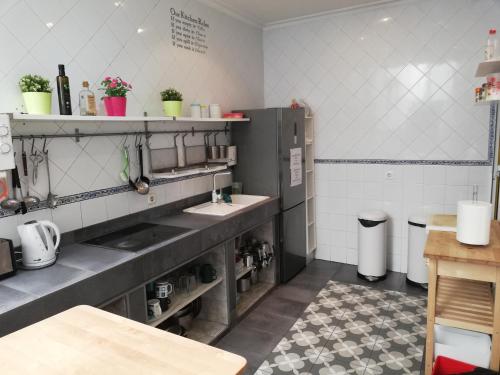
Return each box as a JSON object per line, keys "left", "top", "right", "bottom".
{"left": 424, "top": 220, "right": 500, "bottom": 374}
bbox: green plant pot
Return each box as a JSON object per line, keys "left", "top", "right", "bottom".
{"left": 22, "top": 92, "right": 52, "bottom": 115}
{"left": 163, "top": 101, "right": 182, "bottom": 117}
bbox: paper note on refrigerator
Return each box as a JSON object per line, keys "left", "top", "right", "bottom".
{"left": 290, "top": 147, "right": 302, "bottom": 187}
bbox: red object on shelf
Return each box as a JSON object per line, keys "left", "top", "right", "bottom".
{"left": 223, "top": 112, "right": 244, "bottom": 118}
{"left": 432, "top": 356, "right": 477, "bottom": 375}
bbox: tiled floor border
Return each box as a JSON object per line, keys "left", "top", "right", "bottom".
{"left": 315, "top": 103, "right": 498, "bottom": 167}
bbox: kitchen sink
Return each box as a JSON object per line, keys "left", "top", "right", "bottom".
{"left": 183, "top": 194, "right": 269, "bottom": 216}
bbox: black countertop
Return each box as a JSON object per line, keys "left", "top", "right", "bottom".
{"left": 0, "top": 196, "right": 280, "bottom": 336}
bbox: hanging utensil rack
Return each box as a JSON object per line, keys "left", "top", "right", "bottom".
{"left": 11, "top": 125, "right": 229, "bottom": 143}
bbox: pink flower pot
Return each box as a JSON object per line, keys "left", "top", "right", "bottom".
{"left": 103, "top": 96, "right": 127, "bottom": 116}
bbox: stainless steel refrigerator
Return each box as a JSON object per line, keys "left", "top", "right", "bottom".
{"left": 232, "top": 108, "right": 306, "bottom": 282}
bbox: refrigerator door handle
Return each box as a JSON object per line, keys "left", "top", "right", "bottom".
{"left": 294, "top": 122, "right": 297, "bottom": 144}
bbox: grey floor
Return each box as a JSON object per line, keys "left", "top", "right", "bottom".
{"left": 216, "top": 260, "right": 427, "bottom": 374}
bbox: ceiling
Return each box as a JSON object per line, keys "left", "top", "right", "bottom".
{"left": 206, "top": 0, "right": 395, "bottom": 27}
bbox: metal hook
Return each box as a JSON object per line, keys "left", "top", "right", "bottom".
{"left": 21, "top": 138, "right": 25, "bottom": 154}
{"left": 135, "top": 134, "right": 142, "bottom": 147}
{"left": 122, "top": 134, "right": 129, "bottom": 147}
{"left": 42, "top": 136, "right": 48, "bottom": 154}
{"left": 30, "top": 138, "right": 36, "bottom": 155}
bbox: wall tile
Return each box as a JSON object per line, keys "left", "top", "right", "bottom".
{"left": 105, "top": 192, "right": 130, "bottom": 220}
{"left": 264, "top": 0, "right": 496, "bottom": 161}
{"left": 51, "top": 202, "right": 82, "bottom": 233}
{"left": 81, "top": 197, "right": 108, "bottom": 227}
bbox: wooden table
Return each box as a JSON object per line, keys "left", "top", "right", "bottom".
{"left": 424, "top": 220, "right": 500, "bottom": 374}
{"left": 0, "top": 305, "right": 246, "bottom": 375}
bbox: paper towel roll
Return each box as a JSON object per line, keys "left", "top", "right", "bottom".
{"left": 456, "top": 200, "right": 492, "bottom": 245}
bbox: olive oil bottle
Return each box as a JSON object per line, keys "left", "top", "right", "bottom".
{"left": 56, "top": 64, "right": 72, "bottom": 115}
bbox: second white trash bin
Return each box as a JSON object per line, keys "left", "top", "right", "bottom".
{"left": 357, "top": 210, "right": 388, "bottom": 281}
{"left": 407, "top": 214, "right": 428, "bottom": 288}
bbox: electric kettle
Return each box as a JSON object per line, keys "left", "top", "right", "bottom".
{"left": 17, "top": 220, "right": 61, "bottom": 269}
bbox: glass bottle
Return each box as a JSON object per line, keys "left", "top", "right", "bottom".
{"left": 79, "top": 81, "right": 97, "bottom": 116}
{"left": 485, "top": 28, "right": 497, "bottom": 61}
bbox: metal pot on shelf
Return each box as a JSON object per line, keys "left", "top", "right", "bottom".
{"left": 250, "top": 265, "right": 259, "bottom": 285}
{"left": 237, "top": 275, "right": 251, "bottom": 292}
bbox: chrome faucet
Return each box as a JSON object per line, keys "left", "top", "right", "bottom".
{"left": 212, "top": 171, "right": 232, "bottom": 203}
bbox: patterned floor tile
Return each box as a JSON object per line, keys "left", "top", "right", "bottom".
{"left": 255, "top": 280, "right": 427, "bottom": 375}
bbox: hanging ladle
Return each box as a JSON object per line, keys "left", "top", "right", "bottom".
{"left": 23, "top": 139, "right": 40, "bottom": 207}
{"left": 43, "top": 138, "right": 58, "bottom": 209}
{"left": 134, "top": 136, "right": 150, "bottom": 195}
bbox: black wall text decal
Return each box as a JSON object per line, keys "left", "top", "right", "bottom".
{"left": 170, "top": 8, "right": 209, "bottom": 55}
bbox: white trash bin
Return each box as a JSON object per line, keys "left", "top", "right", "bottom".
{"left": 357, "top": 210, "right": 387, "bottom": 281}
{"left": 407, "top": 214, "right": 428, "bottom": 288}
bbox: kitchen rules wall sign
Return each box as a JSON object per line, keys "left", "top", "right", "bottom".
{"left": 170, "top": 8, "right": 209, "bottom": 55}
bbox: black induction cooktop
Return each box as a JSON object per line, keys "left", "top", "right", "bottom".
{"left": 84, "top": 223, "right": 190, "bottom": 252}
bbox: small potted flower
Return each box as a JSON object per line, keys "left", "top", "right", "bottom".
{"left": 19, "top": 74, "right": 52, "bottom": 115}
{"left": 160, "top": 88, "right": 183, "bottom": 117}
{"left": 100, "top": 76, "right": 131, "bottom": 116}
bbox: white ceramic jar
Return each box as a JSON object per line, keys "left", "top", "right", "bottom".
{"left": 209, "top": 104, "right": 221, "bottom": 118}
{"left": 190, "top": 103, "right": 201, "bottom": 118}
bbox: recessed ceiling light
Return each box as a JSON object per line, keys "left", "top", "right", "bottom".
{"left": 46, "top": 22, "right": 54, "bottom": 29}
{"left": 137, "top": 28, "right": 144, "bottom": 34}
{"left": 380, "top": 17, "right": 392, "bottom": 23}
{"left": 359, "top": 36, "right": 365, "bottom": 41}
{"left": 114, "top": 1, "right": 123, "bottom": 7}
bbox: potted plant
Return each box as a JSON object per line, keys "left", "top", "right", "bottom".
{"left": 19, "top": 75, "right": 52, "bottom": 115}
{"left": 160, "top": 88, "right": 183, "bottom": 117}
{"left": 100, "top": 76, "right": 131, "bottom": 116}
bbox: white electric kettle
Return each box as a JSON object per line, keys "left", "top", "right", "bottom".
{"left": 17, "top": 220, "right": 61, "bottom": 269}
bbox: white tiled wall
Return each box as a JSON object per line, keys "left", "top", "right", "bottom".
{"left": 314, "top": 164, "right": 492, "bottom": 272}
{"left": 263, "top": 0, "right": 498, "bottom": 271}
{"left": 264, "top": 0, "right": 498, "bottom": 161}
{"left": 0, "top": 0, "right": 262, "bottom": 244}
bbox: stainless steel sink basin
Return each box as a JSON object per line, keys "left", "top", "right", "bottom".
{"left": 183, "top": 194, "right": 269, "bottom": 216}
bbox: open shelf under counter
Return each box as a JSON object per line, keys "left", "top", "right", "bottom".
{"left": 236, "top": 282, "right": 274, "bottom": 317}
{"left": 147, "top": 277, "right": 223, "bottom": 328}
{"left": 9, "top": 113, "right": 249, "bottom": 123}
{"left": 186, "top": 319, "right": 228, "bottom": 344}
{"left": 236, "top": 266, "right": 253, "bottom": 281}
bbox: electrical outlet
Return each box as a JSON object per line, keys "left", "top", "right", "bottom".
{"left": 385, "top": 171, "right": 393, "bottom": 180}
{"left": 148, "top": 193, "right": 157, "bottom": 205}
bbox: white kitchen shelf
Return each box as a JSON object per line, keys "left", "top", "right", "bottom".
{"left": 9, "top": 113, "right": 249, "bottom": 123}
{"left": 475, "top": 58, "right": 500, "bottom": 77}
{"left": 146, "top": 277, "right": 222, "bottom": 327}
{"left": 305, "top": 115, "right": 316, "bottom": 257}
{"left": 475, "top": 98, "right": 500, "bottom": 105}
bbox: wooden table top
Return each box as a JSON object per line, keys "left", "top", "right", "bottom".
{"left": 0, "top": 305, "right": 246, "bottom": 375}
{"left": 424, "top": 220, "right": 500, "bottom": 266}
